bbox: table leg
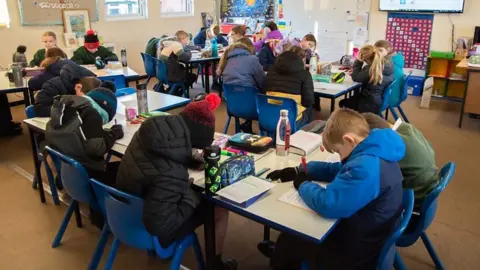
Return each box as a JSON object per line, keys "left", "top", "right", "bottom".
{"left": 28, "top": 128, "right": 45, "bottom": 203}
{"left": 23, "top": 87, "right": 31, "bottom": 106}
{"left": 204, "top": 63, "right": 211, "bottom": 94}
{"left": 459, "top": 70, "right": 471, "bottom": 128}
{"left": 330, "top": 98, "right": 335, "bottom": 113}
{"left": 204, "top": 199, "right": 217, "bottom": 270}
{"left": 314, "top": 94, "right": 321, "bottom": 111}
{"left": 29, "top": 88, "right": 35, "bottom": 106}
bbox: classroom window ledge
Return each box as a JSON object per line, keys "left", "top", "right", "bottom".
{"left": 160, "top": 12, "right": 194, "bottom": 18}
{"left": 0, "top": 23, "right": 10, "bottom": 28}
{"left": 105, "top": 15, "right": 148, "bottom": 22}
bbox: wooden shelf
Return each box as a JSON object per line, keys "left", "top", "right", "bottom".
{"left": 429, "top": 74, "right": 447, "bottom": 79}
{"left": 448, "top": 77, "right": 467, "bottom": 82}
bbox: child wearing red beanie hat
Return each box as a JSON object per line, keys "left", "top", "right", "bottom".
{"left": 116, "top": 93, "right": 238, "bottom": 270}
{"left": 71, "top": 30, "right": 119, "bottom": 65}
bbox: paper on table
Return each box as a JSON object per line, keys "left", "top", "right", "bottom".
{"left": 32, "top": 117, "right": 50, "bottom": 124}
{"left": 216, "top": 176, "right": 275, "bottom": 204}
{"left": 278, "top": 182, "right": 327, "bottom": 211}
{"left": 115, "top": 124, "right": 140, "bottom": 146}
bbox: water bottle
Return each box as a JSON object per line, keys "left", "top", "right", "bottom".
{"left": 136, "top": 83, "right": 149, "bottom": 114}
{"left": 205, "top": 39, "right": 212, "bottom": 51}
{"left": 309, "top": 55, "right": 318, "bottom": 75}
{"left": 121, "top": 47, "right": 127, "bottom": 67}
{"left": 276, "top": 110, "right": 291, "bottom": 156}
{"left": 204, "top": 145, "right": 221, "bottom": 196}
{"left": 12, "top": 63, "right": 24, "bottom": 87}
{"left": 211, "top": 38, "right": 218, "bottom": 58}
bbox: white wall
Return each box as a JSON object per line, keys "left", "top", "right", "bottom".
{"left": 369, "top": 0, "right": 479, "bottom": 51}
{"left": 0, "top": 0, "right": 214, "bottom": 73}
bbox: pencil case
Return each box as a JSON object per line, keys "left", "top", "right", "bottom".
{"left": 219, "top": 154, "right": 255, "bottom": 188}
{"left": 228, "top": 133, "right": 273, "bottom": 153}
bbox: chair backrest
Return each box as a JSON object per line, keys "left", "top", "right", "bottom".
{"left": 90, "top": 179, "right": 176, "bottom": 255}
{"left": 44, "top": 146, "right": 98, "bottom": 209}
{"left": 25, "top": 105, "right": 35, "bottom": 119}
{"left": 379, "top": 80, "right": 397, "bottom": 114}
{"left": 141, "top": 52, "right": 157, "bottom": 78}
{"left": 155, "top": 58, "right": 169, "bottom": 85}
{"left": 223, "top": 84, "right": 259, "bottom": 121}
{"left": 99, "top": 74, "right": 127, "bottom": 89}
{"left": 115, "top": 87, "right": 136, "bottom": 97}
{"left": 399, "top": 72, "right": 413, "bottom": 105}
{"left": 376, "top": 189, "right": 415, "bottom": 270}
{"left": 256, "top": 94, "right": 298, "bottom": 137}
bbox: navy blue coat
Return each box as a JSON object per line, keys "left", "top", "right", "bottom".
{"left": 257, "top": 43, "right": 276, "bottom": 71}
{"left": 28, "top": 59, "right": 76, "bottom": 90}
{"left": 193, "top": 27, "right": 228, "bottom": 49}
{"left": 34, "top": 63, "right": 96, "bottom": 117}
{"left": 299, "top": 128, "right": 405, "bottom": 269}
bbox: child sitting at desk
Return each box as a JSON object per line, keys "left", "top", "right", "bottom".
{"left": 362, "top": 113, "right": 439, "bottom": 209}
{"left": 254, "top": 21, "right": 283, "bottom": 53}
{"left": 71, "top": 30, "right": 118, "bottom": 65}
{"left": 340, "top": 44, "right": 394, "bottom": 113}
{"left": 375, "top": 40, "right": 405, "bottom": 106}
{"left": 30, "top": 31, "right": 59, "bottom": 67}
{"left": 116, "top": 94, "right": 237, "bottom": 270}
{"left": 34, "top": 63, "right": 104, "bottom": 117}
{"left": 228, "top": 25, "right": 246, "bottom": 44}
{"left": 193, "top": 24, "right": 229, "bottom": 49}
{"left": 264, "top": 108, "right": 405, "bottom": 270}
{"left": 28, "top": 48, "right": 74, "bottom": 90}
{"left": 264, "top": 47, "right": 314, "bottom": 126}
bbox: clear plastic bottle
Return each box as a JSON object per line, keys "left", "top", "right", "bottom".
{"left": 121, "top": 47, "right": 127, "bottom": 67}
{"left": 276, "top": 109, "right": 291, "bottom": 156}
{"left": 309, "top": 55, "right": 318, "bottom": 75}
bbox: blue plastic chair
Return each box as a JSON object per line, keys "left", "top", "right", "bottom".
{"left": 301, "top": 189, "right": 414, "bottom": 270}
{"left": 25, "top": 106, "right": 61, "bottom": 205}
{"left": 395, "top": 162, "right": 456, "bottom": 270}
{"left": 99, "top": 74, "right": 127, "bottom": 89}
{"left": 114, "top": 87, "right": 136, "bottom": 97}
{"left": 378, "top": 80, "right": 397, "bottom": 120}
{"left": 155, "top": 58, "right": 188, "bottom": 97}
{"left": 89, "top": 179, "right": 205, "bottom": 270}
{"left": 141, "top": 52, "right": 157, "bottom": 85}
{"left": 256, "top": 94, "right": 299, "bottom": 138}
{"left": 390, "top": 73, "right": 412, "bottom": 123}
{"left": 223, "top": 84, "right": 259, "bottom": 134}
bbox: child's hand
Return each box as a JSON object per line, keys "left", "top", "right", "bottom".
{"left": 110, "top": 124, "right": 124, "bottom": 140}
{"left": 266, "top": 167, "right": 298, "bottom": 182}
{"left": 293, "top": 172, "right": 309, "bottom": 190}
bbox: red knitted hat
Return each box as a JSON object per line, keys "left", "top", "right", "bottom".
{"left": 84, "top": 29, "right": 100, "bottom": 50}
{"left": 180, "top": 93, "right": 221, "bottom": 148}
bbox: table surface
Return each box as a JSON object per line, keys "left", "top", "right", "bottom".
{"left": 0, "top": 72, "right": 29, "bottom": 93}
{"left": 81, "top": 66, "right": 139, "bottom": 78}
{"left": 314, "top": 76, "right": 361, "bottom": 97}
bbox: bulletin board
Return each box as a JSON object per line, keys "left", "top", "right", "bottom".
{"left": 386, "top": 13, "right": 433, "bottom": 70}
{"left": 279, "top": 0, "right": 372, "bottom": 62}
{"left": 220, "top": 0, "right": 275, "bottom": 21}
{"left": 18, "top": 0, "right": 99, "bottom": 26}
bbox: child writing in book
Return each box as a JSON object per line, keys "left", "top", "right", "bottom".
{"left": 28, "top": 48, "right": 72, "bottom": 90}
{"left": 71, "top": 30, "right": 118, "bottom": 65}
{"left": 362, "top": 113, "right": 439, "bottom": 209}
{"left": 375, "top": 40, "right": 405, "bottom": 106}
{"left": 264, "top": 47, "right": 314, "bottom": 126}
{"left": 264, "top": 108, "right": 405, "bottom": 269}
{"left": 339, "top": 44, "right": 394, "bottom": 113}
{"left": 30, "top": 31, "right": 58, "bottom": 67}
{"left": 116, "top": 94, "right": 237, "bottom": 270}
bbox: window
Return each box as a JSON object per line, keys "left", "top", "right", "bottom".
{"left": 105, "top": 0, "right": 148, "bottom": 21}
{"left": 0, "top": 0, "right": 10, "bottom": 28}
{"left": 160, "top": 0, "right": 194, "bottom": 17}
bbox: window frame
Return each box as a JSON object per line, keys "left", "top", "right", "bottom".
{"left": 0, "top": 0, "right": 11, "bottom": 28}
{"left": 160, "top": 0, "right": 194, "bottom": 18}
{"left": 104, "top": 0, "right": 148, "bottom": 22}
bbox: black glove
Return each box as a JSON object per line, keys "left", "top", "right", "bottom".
{"left": 266, "top": 167, "right": 298, "bottom": 182}
{"left": 110, "top": 124, "right": 124, "bottom": 140}
{"left": 293, "top": 172, "right": 309, "bottom": 190}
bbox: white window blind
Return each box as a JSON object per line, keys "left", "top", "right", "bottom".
{"left": 160, "top": 0, "right": 194, "bottom": 17}
{"left": 105, "top": 0, "right": 148, "bottom": 21}
{"left": 0, "top": 0, "right": 11, "bottom": 28}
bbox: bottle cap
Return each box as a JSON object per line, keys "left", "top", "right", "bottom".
{"left": 280, "top": 109, "right": 288, "bottom": 117}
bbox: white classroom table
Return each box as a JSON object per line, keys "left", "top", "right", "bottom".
{"left": 314, "top": 76, "right": 362, "bottom": 113}
{"left": 81, "top": 65, "right": 139, "bottom": 79}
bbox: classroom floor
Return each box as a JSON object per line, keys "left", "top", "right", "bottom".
{"left": 1, "top": 84, "right": 480, "bottom": 269}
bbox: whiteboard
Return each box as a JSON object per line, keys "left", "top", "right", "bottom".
{"left": 279, "top": 0, "right": 371, "bottom": 62}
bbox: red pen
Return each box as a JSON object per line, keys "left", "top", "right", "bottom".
{"left": 301, "top": 156, "right": 307, "bottom": 174}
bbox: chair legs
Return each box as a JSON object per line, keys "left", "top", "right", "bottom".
{"left": 43, "top": 156, "right": 60, "bottom": 205}
{"left": 384, "top": 108, "right": 389, "bottom": 120}
{"left": 52, "top": 199, "right": 77, "bottom": 248}
{"left": 32, "top": 175, "right": 38, "bottom": 189}
{"left": 389, "top": 107, "right": 400, "bottom": 121}
{"left": 104, "top": 238, "right": 120, "bottom": 270}
{"left": 234, "top": 118, "right": 241, "bottom": 134}
{"left": 394, "top": 250, "right": 407, "bottom": 270}
{"left": 397, "top": 106, "right": 410, "bottom": 123}
{"left": 88, "top": 224, "right": 110, "bottom": 270}
{"left": 421, "top": 233, "right": 445, "bottom": 270}
{"left": 192, "top": 234, "right": 206, "bottom": 270}
{"left": 223, "top": 117, "right": 231, "bottom": 134}
{"left": 74, "top": 202, "right": 83, "bottom": 228}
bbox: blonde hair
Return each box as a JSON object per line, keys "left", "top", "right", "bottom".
{"left": 42, "top": 31, "right": 57, "bottom": 40}
{"left": 40, "top": 47, "right": 66, "bottom": 68}
{"left": 322, "top": 108, "right": 370, "bottom": 153}
{"left": 217, "top": 38, "right": 254, "bottom": 76}
{"left": 360, "top": 45, "right": 385, "bottom": 85}
{"left": 210, "top": 24, "right": 220, "bottom": 36}
{"left": 175, "top": 30, "right": 189, "bottom": 40}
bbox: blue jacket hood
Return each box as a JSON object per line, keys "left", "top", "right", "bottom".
{"left": 350, "top": 128, "right": 405, "bottom": 162}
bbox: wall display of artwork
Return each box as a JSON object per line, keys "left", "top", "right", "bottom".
{"left": 220, "top": 0, "right": 275, "bottom": 22}
{"left": 18, "top": 0, "right": 98, "bottom": 26}
{"left": 63, "top": 9, "right": 91, "bottom": 38}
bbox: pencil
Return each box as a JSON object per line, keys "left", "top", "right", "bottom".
{"left": 301, "top": 156, "right": 307, "bottom": 174}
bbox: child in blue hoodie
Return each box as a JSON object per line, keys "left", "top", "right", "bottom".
{"left": 264, "top": 108, "right": 406, "bottom": 270}
{"left": 375, "top": 40, "right": 405, "bottom": 107}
